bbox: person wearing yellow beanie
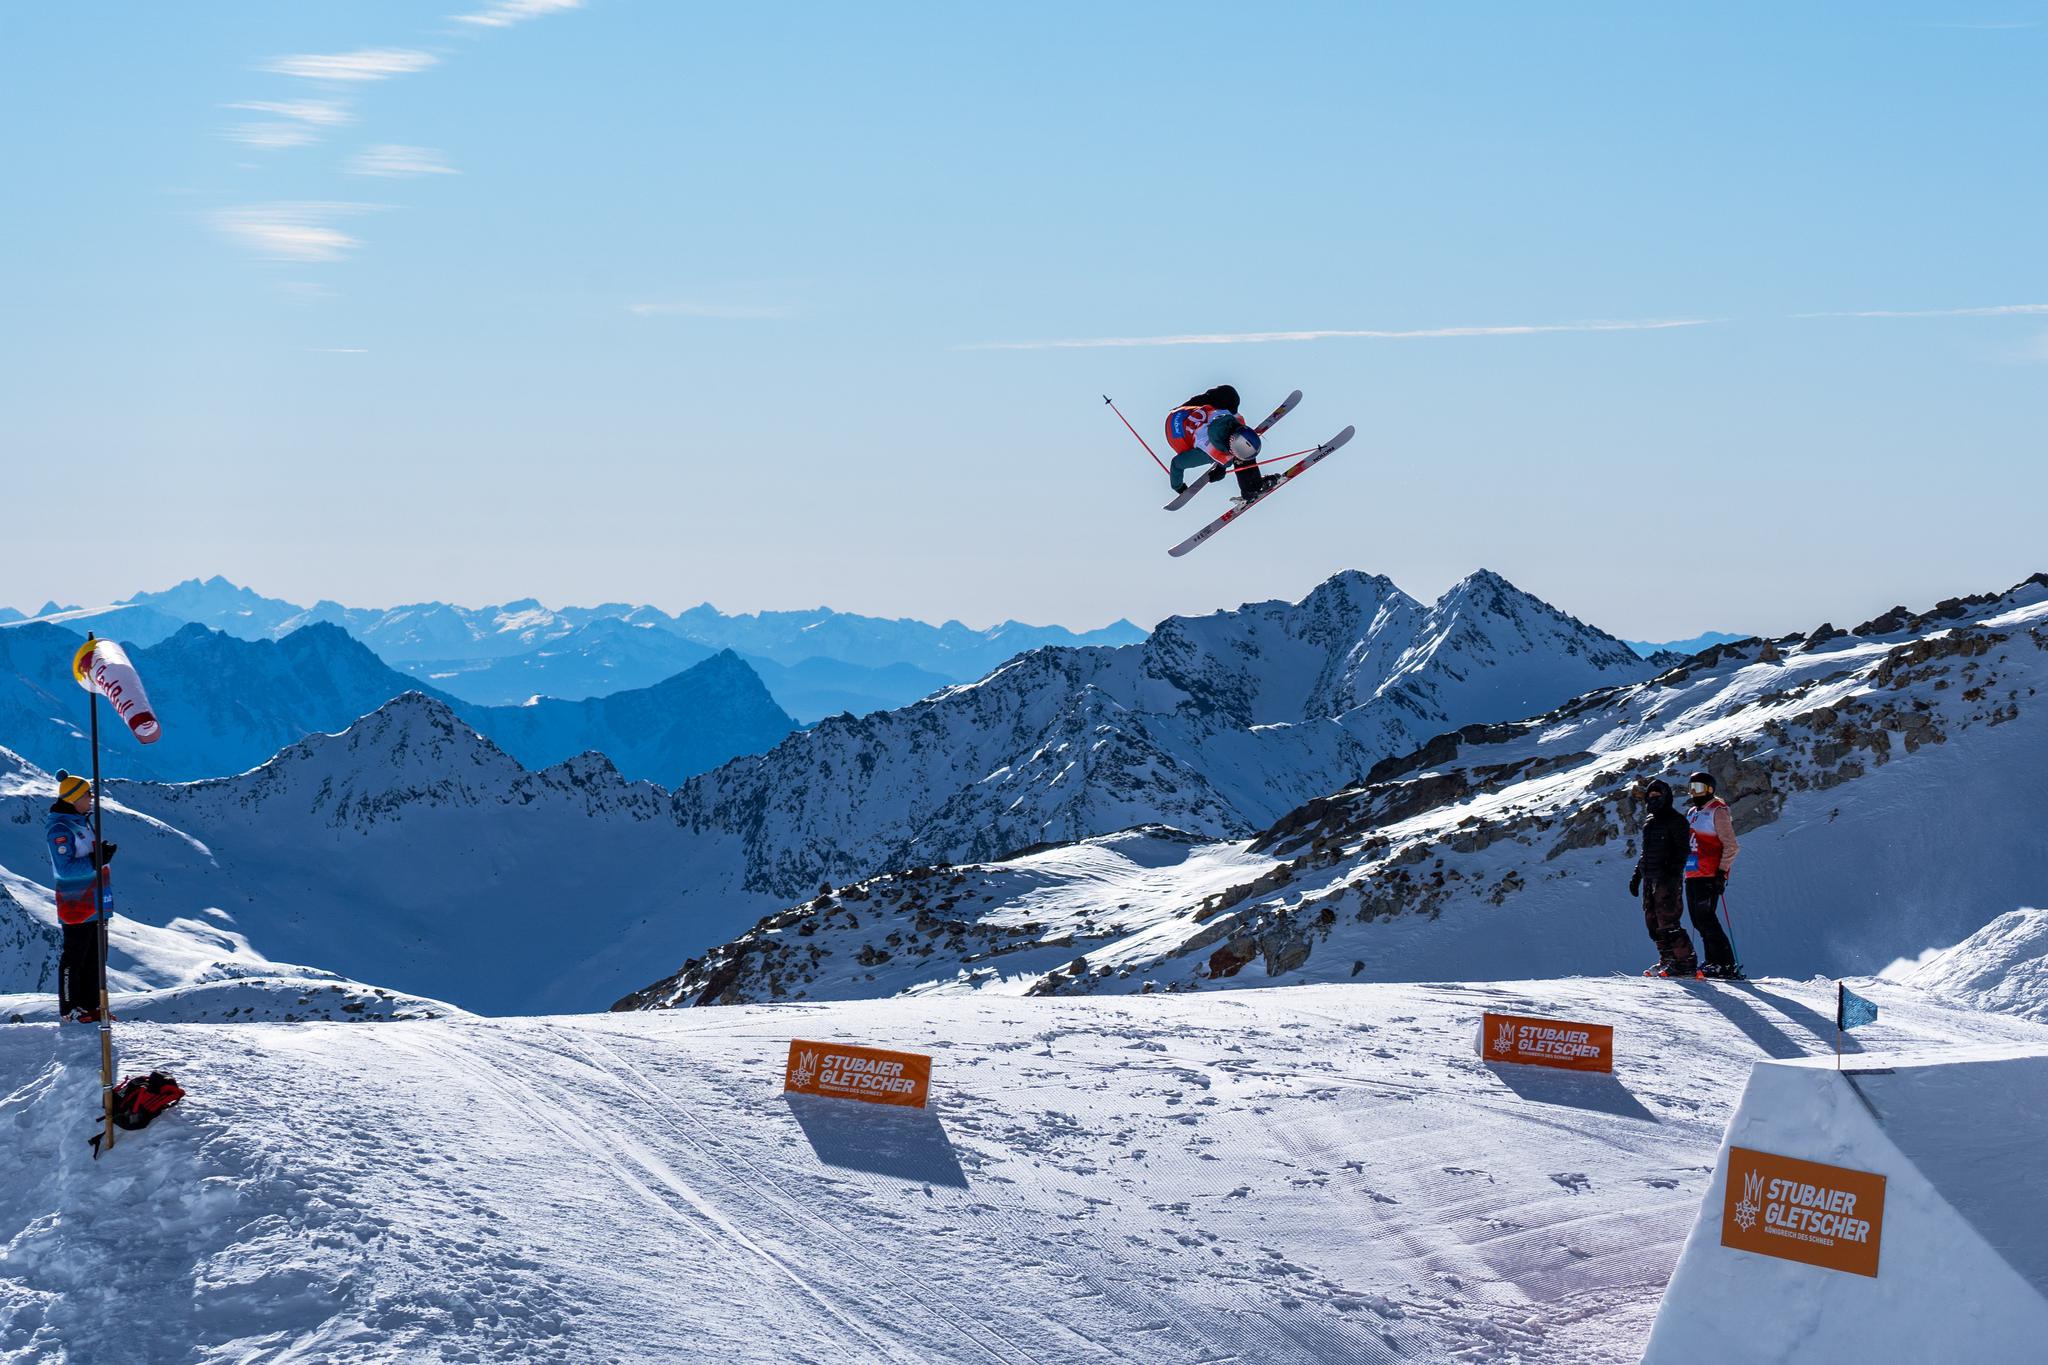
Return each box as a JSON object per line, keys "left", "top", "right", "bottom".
{"left": 46, "top": 770, "right": 115, "bottom": 1021}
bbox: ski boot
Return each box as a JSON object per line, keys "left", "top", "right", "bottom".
{"left": 1700, "top": 963, "right": 1747, "bottom": 981}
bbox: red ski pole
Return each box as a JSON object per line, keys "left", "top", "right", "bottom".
{"left": 1719, "top": 882, "right": 1742, "bottom": 970}
{"left": 1103, "top": 395, "right": 1169, "bottom": 474}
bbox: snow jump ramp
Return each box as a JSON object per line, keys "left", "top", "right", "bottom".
{"left": 1643, "top": 1046, "right": 2048, "bottom": 1364}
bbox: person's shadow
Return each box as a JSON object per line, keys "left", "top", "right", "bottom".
{"left": 1688, "top": 984, "right": 1858, "bottom": 1060}
{"left": 1489, "top": 1062, "right": 1658, "bottom": 1122}
{"left": 785, "top": 1095, "right": 971, "bottom": 1188}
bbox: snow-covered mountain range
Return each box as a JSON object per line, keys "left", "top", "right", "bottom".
{"left": 55, "top": 575, "right": 1144, "bottom": 714}
{"left": 0, "top": 569, "right": 1656, "bottom": 1014}
{"left": 0, "top": 620, "right": 795, "bottom": 788}
{"left": 627, "top": 574, "right": 2048, "bottom": 1010}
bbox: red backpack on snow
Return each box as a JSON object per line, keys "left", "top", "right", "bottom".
{"left": 89, "top": 1071, "right": 185, "bottom": 1156}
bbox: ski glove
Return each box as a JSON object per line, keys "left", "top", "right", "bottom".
{"left": 92, "top": 842, "right": 117, "bottom": 869}
{"left": 1628, "top": 871, "right": 1642, "bottom": 898}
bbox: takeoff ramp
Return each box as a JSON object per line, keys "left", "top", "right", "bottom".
{"left": 1643, "top": 1047, "right": 2048, "bottom": 1363}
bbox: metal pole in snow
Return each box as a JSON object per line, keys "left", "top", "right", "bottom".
{"left": 88, "top": 635, "right": 116, "bottom": 1155}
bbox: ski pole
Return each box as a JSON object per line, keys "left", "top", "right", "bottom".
{"left": 1102, "top": 396, "right": 1169, "bottom": 474}
{"left": 1719, "top": 883, "right": 1741, "bottom": 968}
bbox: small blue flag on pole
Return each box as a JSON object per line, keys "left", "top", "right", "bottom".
{"left": 1837, "top": 984, "right": 1879, "bottom": 1031}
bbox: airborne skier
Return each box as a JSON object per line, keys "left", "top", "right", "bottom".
{"left": 1164, "top": 385, "right": 1276, "bottom": 504}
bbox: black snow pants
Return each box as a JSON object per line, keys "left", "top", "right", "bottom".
{"left": 1642, "top": 878, "right": 1697, "bottom": 971}
{"left": 1686, "top": 877, "right": 1737, "bottom": 970}
{"left": 58, "top": 920, "right": 99, "bottom": 1016}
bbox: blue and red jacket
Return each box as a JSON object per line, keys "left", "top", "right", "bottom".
{"left": 46, "top": 806, "right": 108, "bottom": 925}
{"left": 1165, "top": 405, "right": 1241, "bottom": 466}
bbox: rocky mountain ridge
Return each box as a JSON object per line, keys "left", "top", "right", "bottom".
{"left": 630, "top": 573, "right": 2048, "bottom": 1008}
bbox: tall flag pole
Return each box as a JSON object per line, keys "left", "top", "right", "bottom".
{"left": 87, "top": 636, "right": 115, "bottom": 1150}
{"left": 71, "top": 633, "right": 161, "bottom": 1157}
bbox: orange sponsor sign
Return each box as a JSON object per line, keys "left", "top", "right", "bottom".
{"left": 784, "top": 1040, "right": 931, "bottom": 1109}
{"left": 1480, "top": 1011, "right": 1614, "bottom": 1072}
{"left": 1720, "top": 1145, "right": 1886, "bottom": 1278}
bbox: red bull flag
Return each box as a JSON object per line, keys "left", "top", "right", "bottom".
{"left": 72, "top": 639, "right": 162, "bottom": 744}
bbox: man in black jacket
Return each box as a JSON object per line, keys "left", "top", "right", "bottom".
{"left": 1629, "top": 778, "right": 1698, "bottom": 977}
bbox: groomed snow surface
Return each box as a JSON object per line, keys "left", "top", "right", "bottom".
{"left": 5, "top": 977, "right": 2043, "bottom": 1363}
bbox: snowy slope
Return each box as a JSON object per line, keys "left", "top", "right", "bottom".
{"left": 4, "top": 979, "right": 2039, "bottom": 1362}
{"left": 1898, "top": 907, "right": 2048, "bottom": 1024}
{"left": 647, "top": 576, "right": 2048, "bottom": 1009}
{"left": 0, "top": 706, "right": 753, "bottom": 1016}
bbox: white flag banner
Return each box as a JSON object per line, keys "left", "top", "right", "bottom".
{"left": 71, "top": 639, "right": 162, "bottom": 744}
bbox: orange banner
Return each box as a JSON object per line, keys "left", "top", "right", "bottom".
{"left": 784, "top": 1040, "right": 931, "bottom": 1109}
{"left": 1720, "top": 1145, "right": 1886, "bottom": 1278}
{"left": 1480, "top": 1011, "right": 1614, "bottom": 1072}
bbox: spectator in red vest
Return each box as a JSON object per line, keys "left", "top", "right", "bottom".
{"left": 1683, "top": 770, "right": 1741, "bottom": 978}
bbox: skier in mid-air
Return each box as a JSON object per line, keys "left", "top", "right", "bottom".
{"left": 1629, "top": 777, "right": 1699, "bottom": 978}
{"left": 1164, "top": 385, "right": 1276, "bottom": 504}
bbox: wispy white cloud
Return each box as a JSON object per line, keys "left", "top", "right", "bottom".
{"left": 227, "top": 99, "right": 354, "bottom": 126}
{"left": 960, "top": 317, "right": 1716, "bottom": 350}
{"left": 454, "top": 0, "right": 584, "bottom": 27}
{"left": 213, "top": 203, "right": 380, "bottom": 262}
{"left": 1795, "top": 304, "right": 2048, "bottom": 319}
{"left": 347, "top": 144, "right": 459, "bottom": 178}
{"left": 226, "top": 123, "right": 321, "bottom": 149}
{"left": 627, "top": 302, "right": 795, "bottom": 320}
{"left": 263, "top": 49, "right": 438, "bottom": 83}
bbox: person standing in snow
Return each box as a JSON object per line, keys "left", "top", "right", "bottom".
{"left": 45, "top": 771, "right": 114, "bottom": 1021}
{"left": 1683, "top": 770, "right": 1742, "bottom": 978}
{"left": 1165, "top": 385, "right": 1276, "bottom": 503}
{"left": 1629, "top": 778, "right": 1698, "bottom": 977}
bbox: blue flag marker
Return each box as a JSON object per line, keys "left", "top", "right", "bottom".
{"left": 1835, "top": 983, "right": 1879, "bottom": 1069}
{"left": 1838, "top": 985, "right": 1879, "bottom": 1031}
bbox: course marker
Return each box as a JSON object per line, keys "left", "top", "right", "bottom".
{"left": 784, "top": 1040, "right": 932, "bottom": 1108}
{"left": 1478, "top": 1011, "right": 1614, "bottom": 1072}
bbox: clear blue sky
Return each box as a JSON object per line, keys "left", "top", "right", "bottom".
{"left": 3, "top": 2, "right": 2043, "bottom": 640}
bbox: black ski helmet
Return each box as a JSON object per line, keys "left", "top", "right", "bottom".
{"left": 1688, "top": 771, "right": 1716, "bottom": 791}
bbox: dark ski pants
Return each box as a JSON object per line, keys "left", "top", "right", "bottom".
{"left": 1686, "top": 877, "right": 1737, "bottom": 969}
{"left": 1642, "top": 878, "right": 1697, "bottom": 970}
{"left": 58, "top": 920, "right": 99, "bottom": 1016}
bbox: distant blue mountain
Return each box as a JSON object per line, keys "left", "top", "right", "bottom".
{"left": 103, "top": 577, "right": 1149, "bottom": 694}
{"left": 0, "top": 621, "right": 795, "bottom": 788}
{"left": 739, "top": 655, "right": 953, "bottom": 721}
{"left": 1625, "top": 631, "right": 1745, "bottom": 660}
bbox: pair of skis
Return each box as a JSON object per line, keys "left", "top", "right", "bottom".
{"left": 1163, "top": 388, "right": 1356, "bottom": 558}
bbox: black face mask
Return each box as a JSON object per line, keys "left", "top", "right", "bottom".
{"left": 1646, "top": 791, "right": 1671, "bottom": 813}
